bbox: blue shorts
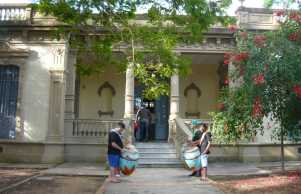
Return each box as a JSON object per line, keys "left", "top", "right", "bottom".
{"left": 108, "top": 154, "right": 120, "bottom": 168}
{"left": 201, "top": 154, "right": 208, "bottom": 168}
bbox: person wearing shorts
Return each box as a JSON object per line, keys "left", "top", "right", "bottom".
{"left": 199, "top": 123, "right": 212, "bottom": 181}
{"left": 107, "top": 122, "right": 125, "bottom": 183}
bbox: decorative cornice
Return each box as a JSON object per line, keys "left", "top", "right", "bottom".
{"left": 0, "top": 40, "right": 29, "bottom": 57}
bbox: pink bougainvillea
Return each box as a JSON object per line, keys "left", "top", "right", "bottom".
{"left": 223, "top": 59, "right": 230, "bottom": 65}
{"left": 252, "top": 73, "right": 265, "bottom": 85}
{"left": 275, "top": 10, "right": 285, "bottom": 17}
{"left": 239, "top": 31, "right": 248, "bottom": 40}
{"left": 223, "top": 52, "right": 232, "bottom": 66}
{"left": 292, "top": 85, "right": 301, "bottom": 98}
{"left": 224, "top": 52, "right": 232, "bottom": 59}
{"left": 254, "top": 35, "right": 267, "bottom": 48}
{"left": 288, "top": 32, "right": 301, "bottom": 41}
{"left": 239, "top": 65, "right": 245, "bottom": 76}
{"left": 228, "top": 25, "right": 237, "bottom": 33}
{"left": 233, "top": 52, "right": 249, "bottom": 62}
{"left": 224, "top": 78, "right": 229, "bottom": 85}
{"left": 252, "top": 96, "right": 262, "bottom": 117}
{"left": 288, "top": 12, "right": 301, "bottom": 23}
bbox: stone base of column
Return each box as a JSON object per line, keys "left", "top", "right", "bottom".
{"left": 168, "top": 114, "right": 178, "bottom": 143}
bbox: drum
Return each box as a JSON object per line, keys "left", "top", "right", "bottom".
{"left": 182, "top": 146, "right": 202, "bottom": 170}
{"left": 120, "top": 148, "right": 139, "bottom": 176}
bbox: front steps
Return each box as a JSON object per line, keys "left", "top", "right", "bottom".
{"left": 135, "top": 142, "right": 183, "bottom": 168}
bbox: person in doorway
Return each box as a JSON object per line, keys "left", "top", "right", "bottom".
{"left": 198, "top": 123, "right": 212, "bottom": 181}
{"left": 107, "top": 122, "right": 125, "bottom": 183}
{"left": 187, "top": 119, "right": 203, "bottom": 177}
{"left": 136, "top": 105, "right": 151, "bottom": 141}
{"left": 149, "top": 112, "right": 156, "bottom": 141}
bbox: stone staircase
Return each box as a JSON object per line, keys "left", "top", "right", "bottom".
{"left": 135, "top": 142, "right": 183, "bottom": 168}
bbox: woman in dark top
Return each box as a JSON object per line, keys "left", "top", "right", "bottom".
{"left": 107, "top": 122, "right": 125, "bottom": 183}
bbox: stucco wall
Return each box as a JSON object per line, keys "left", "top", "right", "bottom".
{"left": 15, "top": 43, "right": 67, "bottom": 142}
{"left": 179, "top": 63, "right": 219, "bottom": 119}
{"left": 78, "top": 65, "right": 125, "bottom": 120}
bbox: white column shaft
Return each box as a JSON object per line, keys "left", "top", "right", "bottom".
{"left": 169, "top": 73, "right": 180, "bottom": 120}
{"left": 124, "top": 63, "right": 135, "bottom": 119}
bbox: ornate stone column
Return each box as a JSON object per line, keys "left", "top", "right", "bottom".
{"left": 64, "top": 50, "right": 77, "bottom": 142}
{"left": 64, "top": 50, "right": 77, "bottom": 120}
{"left": 124, "top": 63, "right": 135, "bottom": 119}
{"left": 168, "top": 72, "right": 180, "bottom": 142}
{"left": 123, "top": 63, "right": 135, "bottom": 143}
{"left": 169, "top": 73, "right": 180, "bottom": 120}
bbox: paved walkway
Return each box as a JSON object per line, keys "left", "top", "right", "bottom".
{"left": 103, "top": 168, "right": 223, "bottom": 194}
{"left": 42, "top": 163, "right": 109, "bottom": 176}
{"left": 40, "top": 161, "right": 301, "bottom": 177}
{"left": 1, "top": 161, "right": 301, "bottom": 194}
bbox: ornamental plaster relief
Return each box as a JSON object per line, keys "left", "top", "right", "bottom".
{"left": 50, "top": 47, "right": 66, "bottom": 68}
{"left": 249, "top": 14, "right": 274, "bottom": 24}
{"left": 176, "top": 37, "right": 235, "bottom": 53}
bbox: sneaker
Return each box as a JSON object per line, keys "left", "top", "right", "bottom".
{"left": 188, "top": 171, "right": 197, "bottom": 176}
{"left": 115, "top": 174, "right": 121, "bottom": 178}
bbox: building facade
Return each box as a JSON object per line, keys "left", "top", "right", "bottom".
{"left": 0, "top": 4, "right": 300, "bottom": 163}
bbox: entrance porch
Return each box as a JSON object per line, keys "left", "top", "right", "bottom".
{"left": 63, "top": 52, "right": 225, "bottom": 145}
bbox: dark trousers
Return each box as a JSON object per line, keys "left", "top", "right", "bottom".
{"left": 149, "top": 123, "right": 155, "bottom": 140}
{"left": 139, "top": 120, "right": 148, "bottom": 141}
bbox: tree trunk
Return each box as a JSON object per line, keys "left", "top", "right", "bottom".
{"left": 280, "top": 126, "right": 285, "bottom": 173}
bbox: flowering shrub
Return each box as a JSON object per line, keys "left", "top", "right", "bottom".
{"left": 211, "top": 9, "right": 301, "bottom": 143}
{"left": 293, "top": 85, "right": 301, "bottom": 98}
{"left": 253, "top": 35, "right": 267, "bottom": 48}
{"left": 252, "top": 73, "right": 265, "bottom": 85}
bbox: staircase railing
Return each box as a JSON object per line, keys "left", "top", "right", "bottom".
{"left": 171, "top": 117, "right": 193, "bottom": 159}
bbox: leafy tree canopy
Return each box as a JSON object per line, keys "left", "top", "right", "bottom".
{"left": 32, "top": 0, "right": 233, "bottom": 99}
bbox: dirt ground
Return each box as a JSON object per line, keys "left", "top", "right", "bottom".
{"left": 3, "top": 175, "right": 104, "bottom": 194}
{"left": 210, "top": 170, "right": 301, "bottom": 194}
{"left": 0, "top": 168, "right": 40, "bottom": 189}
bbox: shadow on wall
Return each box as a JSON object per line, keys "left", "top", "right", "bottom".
{"left": 20, "top": 48, "right": 54, "bottom": 142}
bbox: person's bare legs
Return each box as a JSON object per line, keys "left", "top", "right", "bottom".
{"left": 200, "top": 154, "right": 208, "bottom": 182}
{"left": 201, "top": 167, "right": 207, "bottom": 181}
{"left": 115, "top": 167, "right": 121, "bottom": 177}
{"left": 109, "top": 167, "right": 120, "bottom": 183}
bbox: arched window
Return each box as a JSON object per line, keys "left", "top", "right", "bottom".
{"left": 97, "top": 82, "right": 115, "bottom": 117}
{"left": 184, "top": 83, "right": 201, "bottom": 118}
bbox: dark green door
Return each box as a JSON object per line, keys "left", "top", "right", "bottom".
{"left": 155, "top": 96, "right": 169, "bottom": 140}
{"left": 0, "top": 66, "right": 19, "bottom": 139}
